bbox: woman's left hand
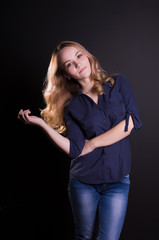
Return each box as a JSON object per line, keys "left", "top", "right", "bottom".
{"left": 78, "top": 139, "right": 95, "bottom": 157}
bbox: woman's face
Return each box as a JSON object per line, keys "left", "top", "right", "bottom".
{"left": 58, "top": 46, "right": 91, "bottom": 81}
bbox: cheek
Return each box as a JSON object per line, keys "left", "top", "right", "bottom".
{"left": 84, "top": 57, "right": 91, "bottom": 69}
{"left": 84, "top": 59, "right": 91, "bottom": 72}
{"left": 67, "top": 67, "right": 77, "bottom": 77}
{"left": 83, "top": 56, "right": 89, "bottom": 64}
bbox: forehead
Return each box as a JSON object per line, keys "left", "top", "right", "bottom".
{"left": 58, "top": 46, "right": 80, "bottom": 63}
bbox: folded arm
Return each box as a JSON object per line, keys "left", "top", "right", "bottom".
{"left": 79, "top": 115, "right": 134, "bottom": 156}
{"left": 80, "top": 75, "right": 142, "bottom": 157}
{"left": 94, "top": 115, "right": 134, "bottom": 148}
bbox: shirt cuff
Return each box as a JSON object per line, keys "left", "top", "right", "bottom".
{"left": 69, "top": 138, "right": 85, "bottom": 159}
{"left": 124, "top": 111, "right": 142, "bottom": 133}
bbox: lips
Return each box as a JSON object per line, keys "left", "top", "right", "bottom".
{"left": 79, "top": 66, "right": 86, "bottom": 73}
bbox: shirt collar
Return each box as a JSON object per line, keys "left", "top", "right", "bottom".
{"left": 77, "top": 87, "right": 84, "bottom": 95}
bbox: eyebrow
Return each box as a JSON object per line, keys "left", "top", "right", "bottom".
{"left": 64, "top": 50, "right": 80, "bottom": 65}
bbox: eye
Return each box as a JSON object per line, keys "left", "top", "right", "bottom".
{"left": 67, "top": 62, "right": 72, "bottom": 68}
{"left": 77, "top": 53, "right": 82, "bottom": 58}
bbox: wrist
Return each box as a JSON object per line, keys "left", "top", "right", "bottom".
{"left": 38, "top": 118, "right": 47, "bottom": 129}
{"left": 90, "top": 138, "right": 96, "bottom": 150}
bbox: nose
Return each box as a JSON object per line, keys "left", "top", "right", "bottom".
{"left": 75, "top": 61, "right": 81, "bottom": 68}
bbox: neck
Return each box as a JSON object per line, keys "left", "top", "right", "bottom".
{"left": 79, "top": 78, "right": 94, "bottom": 95}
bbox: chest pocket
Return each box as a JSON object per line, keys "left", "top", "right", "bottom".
{"left": 79, "top": 109, "right": 108, "bottom": 139}
{"left": 106, "top": 100, "right": 126, "bottom": 122}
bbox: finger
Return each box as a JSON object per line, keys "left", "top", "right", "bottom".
{"left": 23, "top": 110, "right": 31, "bottom": 122}
{"left": 17, "top": 109, "right": 23, "bottom": 120}
{"left": 18, "top": 109, "right": 26, "bottom": 123}
{"left": 18, "top": 109, "right": 30, "bottom": 124}
{"left": 23, "top": 109, "right": 32, "bottom": 123}
{"left": 23, "top": 109, "right": 31, "bottom": 116}
{"left": 20, "top": 112, "right": 28, "bottom": 124}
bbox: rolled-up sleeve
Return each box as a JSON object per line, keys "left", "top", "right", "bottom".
{"left": 64, "top": 106, "right": 85, "bottom": 159}
{"left": 118, "top": 75, "right": 142, "bottom": 133}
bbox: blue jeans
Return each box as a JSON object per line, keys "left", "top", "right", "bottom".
{"left": 68, "top": 175, "right": 130, "bottom": 240}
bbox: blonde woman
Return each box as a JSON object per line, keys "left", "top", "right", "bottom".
{"left": 18, "top": 41, "right": 142, "bottom": 240}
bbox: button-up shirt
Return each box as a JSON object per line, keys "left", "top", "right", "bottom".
{"left": 64, "top": 74, "right": 142, "bottom": 184}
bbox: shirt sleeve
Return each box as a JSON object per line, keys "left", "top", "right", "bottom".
{"left": 118, "top": 75, "right": 142, "bottom": 133}
{"left": 64, "top": 105, "right": 86, "bottom": 159}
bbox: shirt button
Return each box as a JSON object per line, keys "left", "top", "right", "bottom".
{"left": 104, "top": 119, "right": 106, "bottom": 122}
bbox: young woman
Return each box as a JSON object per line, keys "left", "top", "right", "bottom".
{"left": 18, "top": 41, "right": 142, "bottom": 240}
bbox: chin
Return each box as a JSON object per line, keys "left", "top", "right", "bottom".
{"left": 81, "top": 70, "right": 91, "bottom": 78}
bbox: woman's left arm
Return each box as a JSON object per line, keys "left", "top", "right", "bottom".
{"left": 80, "top": 116, "right": 133, "bottom": 155}
{"left": 79, "top": 75, "right": 142, "bottom": 156}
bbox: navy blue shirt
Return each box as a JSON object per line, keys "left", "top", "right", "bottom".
{"left": 64, "top": 74, "right": 142, "bottom": 184}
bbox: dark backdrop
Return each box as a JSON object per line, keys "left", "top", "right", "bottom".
{"left": 1, "top": 0, "right": 159, "bottom": 239}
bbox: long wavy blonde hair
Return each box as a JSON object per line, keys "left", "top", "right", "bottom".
{"left": 41, "top": 41, "right": 115, "bottom": 134}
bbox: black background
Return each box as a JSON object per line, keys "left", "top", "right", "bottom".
{"left": 1, "top": 0, "right": 159, "bottom": 239}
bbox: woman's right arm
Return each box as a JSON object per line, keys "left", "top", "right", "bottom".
{"left": 18, "top": 109, "right": 70, "bottom": 155}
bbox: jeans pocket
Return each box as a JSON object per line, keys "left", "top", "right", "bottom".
{"left": 120, "top": 174, "right": 130, "bottom": 184}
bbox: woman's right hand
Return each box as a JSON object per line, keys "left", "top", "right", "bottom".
{"left": 17, "top": 109, "right": 44, "bottom": 127}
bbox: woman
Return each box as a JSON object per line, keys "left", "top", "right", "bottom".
{"left": 18, "top": 41, "right": 142, "bottom": 240}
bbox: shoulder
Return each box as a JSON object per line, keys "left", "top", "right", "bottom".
{"left": 102, "top": 74, "right": 128, "bottom": 87}
{"left": 64, "top": 94, "right": 85, "bottom": 115}
{"left": 102, "top": 74, "right": 129, "bottom": 93}
{"left": 111, "top": 74, "right": 130, "bottom": 89}
{"left": 111, "top": 73, "right": 128, "bottom": 82}
{"left": 65, "top": 95, "right": 80, "bottom": 109}
{"left": 64, "top": 97, "right": 75, "bottom": 114}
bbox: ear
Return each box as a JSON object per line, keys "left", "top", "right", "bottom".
{"left": 62, "top": 69, "right": 70, "bottom": 80}
{"left": 64, "top": 74, "right": 70, "bottom": 80}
